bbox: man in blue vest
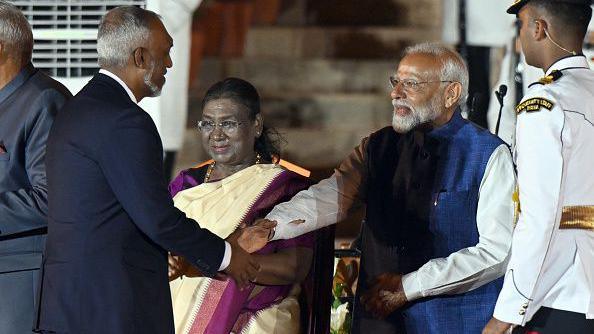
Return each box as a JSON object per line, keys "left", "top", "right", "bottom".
{"left": 258, "top": 43, "right": 516, "bottom": 333}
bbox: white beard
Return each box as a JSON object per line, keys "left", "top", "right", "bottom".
{"left": 144, "top": 62, "right": 162, "bottom": 97}
{"left": 391, "top": 96, "right": 442, "bottom": 133}
{"left": 392, "top": 108, "right": 420, "bottom": 133}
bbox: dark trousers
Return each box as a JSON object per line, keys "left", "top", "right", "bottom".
{"left": 512, "top": 307, "right": 594, "bottom": 334}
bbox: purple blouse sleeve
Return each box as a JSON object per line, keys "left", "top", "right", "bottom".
{"left": 168, "top": 168, "right": 203, "bottom": 197}
{"left": 168, "top": 171, "right": 187, "bottom": 197}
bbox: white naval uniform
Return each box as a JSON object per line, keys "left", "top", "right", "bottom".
{"left": 493, "top": 55, "right": 594, "bottom": 325}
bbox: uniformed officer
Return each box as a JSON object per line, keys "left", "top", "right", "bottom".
{"left": 483, "top": 0, "right": 594, "bottom": 333}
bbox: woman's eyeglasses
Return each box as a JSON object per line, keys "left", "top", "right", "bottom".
{"left": 197, "top": 120, "right": 244, "bottom": 134}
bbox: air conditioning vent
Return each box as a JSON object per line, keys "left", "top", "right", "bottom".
{"left": 12, "top": 0, "right": 147, "bottom": 78}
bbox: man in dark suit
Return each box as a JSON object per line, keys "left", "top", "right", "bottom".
{"left": 0, "top": 2, "right": 72, "bottom": 333}
{"left": 35, "top": 6, "right": 266, "bottom": 334}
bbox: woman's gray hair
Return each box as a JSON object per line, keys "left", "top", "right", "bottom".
{"left": 403, "top": 43, "right": 470, "bottom": 110}
{"left": 0, "top": 1, "right": 33, "bottom": 63}
{"left": 97, "top": 6, "right": 160, "bottom": 69}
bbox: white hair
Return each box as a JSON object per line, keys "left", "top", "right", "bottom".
{"left": 0, "top": 1, "right": 33, "bottom": 63}
{"left": 403, "top": 43, "right": 470, "bottom": 111}
{"left": 97, "top": 6, "right": 160, "bottom": 69}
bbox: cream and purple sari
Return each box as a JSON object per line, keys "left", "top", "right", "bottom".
{"left": 168, "top": 164, "right": 313, "bottom": 334}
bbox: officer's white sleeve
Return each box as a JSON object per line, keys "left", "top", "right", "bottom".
{"left": 401, "top": 144, "right": 515, "bottom": 300}
{"left": 493, "top": 91, "right": 565, "bottom": 325}
{"left": 265, "top": 138, "right": 368, "bottom": 240}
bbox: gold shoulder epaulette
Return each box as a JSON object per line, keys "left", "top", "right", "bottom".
{"left": 538, "top": 70, "right": 563, "bottom": 85}
{"left": 516, "top": 97, "right": 555, "bottom": 114}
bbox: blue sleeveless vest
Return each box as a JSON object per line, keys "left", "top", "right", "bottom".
{"left": 355, "top": 112, "right": 506, "bottom": 334}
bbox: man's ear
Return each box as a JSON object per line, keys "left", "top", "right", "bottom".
{"left": 444, "top": 82, "right": 462, "bottom": 109}
{"left": 132, "top": 47, "right": 148, "bottom": 69}
{"left": 532, "top": 18, "right": 548, "bottom": 41}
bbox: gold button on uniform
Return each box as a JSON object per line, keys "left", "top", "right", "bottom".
{"left": 519, "top": 309, "right": 526, "bottom": 315}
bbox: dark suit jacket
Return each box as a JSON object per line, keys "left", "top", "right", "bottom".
{"left": 35, "top": 74, "right": 226, "bottom": 334}
{"left": 0, "top": 64, "right": 71, "bottom": 268}
{"left": 0, "top": 64, "right": 71, "bottom": 332}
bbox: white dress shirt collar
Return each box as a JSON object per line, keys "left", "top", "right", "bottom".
{"left": 98, "top": 69, "right": 138, "bottom": 104}
{"left": 546, "top": 55, "right": 590, "bottom": 76}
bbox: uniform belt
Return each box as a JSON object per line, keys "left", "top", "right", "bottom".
{"left": 560, "top": 206, "right": 594, "bottom": 231}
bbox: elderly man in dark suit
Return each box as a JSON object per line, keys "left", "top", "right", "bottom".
{"left": 35, "top": 6, "right": 269, "bottom": 334}
{"left": 0, "top": 2, "right": 72, "bottom": 333}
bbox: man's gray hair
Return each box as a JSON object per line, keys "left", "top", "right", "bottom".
{"left": 97, "top": 6, "right": 160, "bottom": 69}
{"left": 403, "top": 43, "right": 470, "bottom": 110}
{"left": 0, "top": 1, "right": 33, "bottom": 63}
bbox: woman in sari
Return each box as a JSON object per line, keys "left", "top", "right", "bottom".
{"left": 168, "top": 78, "right": 314, "bottom": 334}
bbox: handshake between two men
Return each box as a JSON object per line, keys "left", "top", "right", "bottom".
{"left": 168, "top": 219, "right": 278, "bottom": 287}
{"left": 168, "top": 218, "right": 410, "bottom": 320}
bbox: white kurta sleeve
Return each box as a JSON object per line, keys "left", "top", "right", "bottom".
{"left": 493, "top": 91, "right": 565, "bottom": 325}
{"left": 266, "top": 138, "right": 368, "bottom": 240}
{"left": 402, "top": 144, "right": 516, "bottom": 301}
